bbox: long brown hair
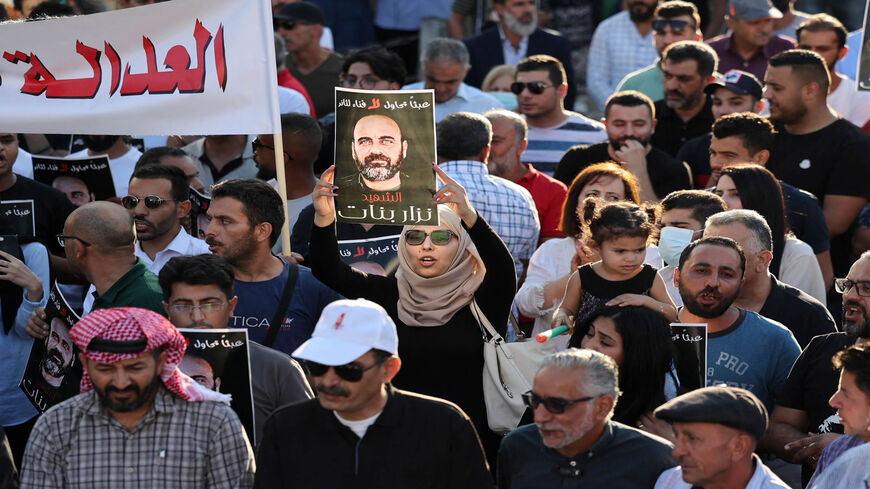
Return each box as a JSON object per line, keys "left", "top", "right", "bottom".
{"left": 560, "top": 162, "right": 641, "bottom": 236}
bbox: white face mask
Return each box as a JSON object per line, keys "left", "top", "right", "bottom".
{"left": 659, "top": 226, "right": 695, "bottom": 266}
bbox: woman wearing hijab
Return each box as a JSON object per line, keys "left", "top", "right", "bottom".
{"left": 308, "top": 163, "right": 516, "bottom": 465}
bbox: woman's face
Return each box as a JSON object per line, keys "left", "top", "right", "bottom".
{"left": 715, "top": 175, "right": 743, "bottom": 209}
{"left": 580, "top": 316, "right": 625, "bottom": 366}
{"left": 575, "top": 175, "right": 627, "bottom": 222}
{"left": 404, "top": 225, "right": 461, "bottom": 278}
{"left": 488, "top": 74, "right": 514, "bottom": 92}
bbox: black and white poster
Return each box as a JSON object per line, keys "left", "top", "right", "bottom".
{"left": 670, "top": 323, "right": 707, "bottom": 393}
{"left": 31, "top": 155, "right": 116, "bottom": 202}
{"left": 0, "top": 200, "right": 35, "bottom": 237}
{"left": 187, "top": 187, "right": 211, "bottom": 240}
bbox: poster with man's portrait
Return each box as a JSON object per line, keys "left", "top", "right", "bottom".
{"left": 334, "top": 88, "right": 438, "bottom": 226}
{"left": 178, "top": 328, "right": 255, "bottom": 444}
{"left": 31, "top": 155, "right": 116, "bottom": 204}
{"left": 19, "top": 282, "right": 83, "bottom": 412}
{"left": 186, "top": 187, "right": 211, "bottom": 240}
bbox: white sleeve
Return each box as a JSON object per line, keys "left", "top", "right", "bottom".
{"left": 778, "top": 237, "right": 826, "bottom": 303}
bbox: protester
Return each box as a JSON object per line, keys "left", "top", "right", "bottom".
{"left": 515, "top": 55, "right": 606, "bottom": 176}
{"left": 67, "top": 135, "right": 142, "bottom": 198}
{"left": 569, "top": 306, "right": 678, "bottom": 430}
{"left": 515, "top": 163, "right": 644, "bottom": 346}
{"left": 307, "top": 163, "right": 516, "bottom": 466}
{"left": 714, "top": 166, "right": 827, "bottom": 302}
{"left": 674, "top": 236, "right": 800, "bottom": 411}
{"left": 158, "top": 254, "right": 313, "bottom": 445}
{"left": 182, "top": 135, "right": 257, "bottom": 191}
{"left": 703, "top": 209, "right": 835, "bottom": 347}
{"left": 19, "top": 307, "right": 255, "bottom": 488}
{"left": 654, "top": 386, "right": 790, "bottom": 489}
{"left": 497, "top": 349, "right": 676, "bottom": 488}
{"left": 552, "top": 200, "right": 677, "bottom": 331}
{"left": 135, "top": 146, "right": 206, "bottom": 193}
{"left": 554, "top": 90, "right": 692, "bottom": 202}
{"left": 272, "top": 33, "right": 315, "bottom": 116}
{"left": 481, "top": 65, "right": 518, "bottom": 110}
{"left": 771, "top": 0, "right": 810, "bottom": 39}
{"left": 204, "top": 179, "right": 340, "bottom": 355}
{"left": 254, "top": 299, "right": 493, "bottom": 488}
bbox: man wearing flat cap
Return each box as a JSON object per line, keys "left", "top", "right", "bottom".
{"left": 653, "top": 385, "right": 790, "bottom": 489}
{"left": 253, "top": 299, "right": 493, "bottom": 489}
{"left": 19, "top": 307, "right": 255, "bottom": 489}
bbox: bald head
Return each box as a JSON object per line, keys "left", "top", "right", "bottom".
{"left": 67, "top": 202, "right": 135, "bottom": 250}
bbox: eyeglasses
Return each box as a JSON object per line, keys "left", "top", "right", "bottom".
{"left": 403, "top": 229, "right": 457, "bottom": 246}
{"left": 522, "top": 390, "right": 599, "bottom": 414}
{"left": 251, "top": 138, "right": 293, "bottom": 160}
{"left": 273, "top": 20, "right": 311, "bottom": 31}
{"left": 121, "top": 195, "right": 175, "bottom": 210}
{"left": 305, "top": 358, "right": 385, "bottom": 382}
{"left": 339, "top": 75, "right": 383, "bottom": 90}
{"left": 168, "top": 302, "right": 228, "bottom": 315}
{"left": 56, "top": 234, "right": 91, "bottom": 248}
{"left": 652, "top": 19, "right": 692, "bottom": 34}
{"left": 510, "top": 81, "right": 555, "bottom": 95}
{"left": 835, "top": 278, "right": 870, "bottom": 297}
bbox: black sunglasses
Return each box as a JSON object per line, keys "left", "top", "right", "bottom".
{"left": 121, "top": 195, "right": 175, "bottom": 210}
{"left": 56, "top": 234, "right": 91, "bottom": 248}
{"left": 510, "top": 81, "right": 554, "bottom": 95}
{"left": 273, "top": 19, "right": 312, "bottom": 31}
{"left": 305, "top": 358, "right": 386, "bottom": 382}
{"left": 652, "top": 19, "right": 692, "bottom": 33}
{"left": 252, "top": 138, "right": 293, "bottom": 160}
{"left": 522, "top": 390, "right": 599, "bottom": 414}
{"left": 404, "top": 229, "right": 457, "bottom": 246}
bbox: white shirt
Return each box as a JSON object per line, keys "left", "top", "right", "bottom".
{"left": 809, "top": 441, "right": 870, "bottom": 489}
{"left": 68, "top": 146, "right": 142, "bottom": 198}
{"left": 334, "top": 410, "right": 381, "bottom": 439}
{"left": 12, "top": 148, "right": 33, "bottom": 179}
{"left": 402, "top": 82, "right": 503, "bottom": 122}
{"left": 779, "top": 236, "right": 825, "bottom": 303}
{"left": 655, "top": 454, "right": 790, "bottom": 489}
{"left": 278, "top": 86, "right": 312, "bottom": 115}
{"left": 498, "top": 25, "right": 528, "bottom": 66}
{"left": 828, "top": 76, "right": 870, "bottom": 130}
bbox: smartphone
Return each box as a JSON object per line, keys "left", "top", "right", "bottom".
{"left": 0, "top": 235, "right": 23, "bottom": 262}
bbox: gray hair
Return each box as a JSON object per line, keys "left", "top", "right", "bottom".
{"left": 539, "top": 349, "right": 621, "bottom": 416}
{"left": 436, "top": 112, "right": 492, "bottom": 161}
{"left": 706, "top": 209, "right": 772, "bottom": 254}
{"left": 421, "top": 38, "right": 470, "bottom": 67}
{"left": 484, "top": 109, "right": 528, "bottom": 142}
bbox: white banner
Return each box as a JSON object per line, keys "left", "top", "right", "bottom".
{"left": 0, "top": 0, "right": 280, "bottom": 135}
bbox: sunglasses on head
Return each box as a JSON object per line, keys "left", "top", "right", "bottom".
{"left": 404, "top": 229, "right": 457, "bottom": 246}
{"left": 510, "top": 81, "right": 554, "bottom": 95}
{"left": 652, "top": 19, "right": 691, "bottom": 33}
{"left": 305, "top": 358, "right": 385, "bottom": 382}
{"left": 121, "top": 195, "right": 174, "bottom": 210}
{"left": 522, "top": 390, "right": 599, "bottom": 414}
{"left": 273, "top": 19, "right": 311, "bottom": 30}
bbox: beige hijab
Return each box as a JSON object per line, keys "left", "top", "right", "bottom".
{"left": 396, "top": 205, "right": 486, "bottom": 326}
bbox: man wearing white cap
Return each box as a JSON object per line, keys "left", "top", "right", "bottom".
{"left": 253, "top": 299, "right": 493, "bottom": 488}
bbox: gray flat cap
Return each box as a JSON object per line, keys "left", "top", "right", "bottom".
{"left": 654, "top": 385, "right": 768, "bottom": 439}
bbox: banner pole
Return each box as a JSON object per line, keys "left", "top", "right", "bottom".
{"left": 273, "top": 133, "right": 292, "bottom": 255}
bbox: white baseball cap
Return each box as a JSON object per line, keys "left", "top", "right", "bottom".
{"left": 292, "top": 299, "right": 399, "bottom": 365}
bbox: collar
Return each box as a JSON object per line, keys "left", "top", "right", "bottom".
{"left": 93, "top": 258, "right": 149, "bottom": 304}
{"left": 438, "top": 160, "right": 488, "bottom": 175}
{"left": 515, "top": 163, "right": 538, "bottom": 184}
{"left": 320, "top": 383, "right": 404, "bottom": 433}
{"left": 497, "top": 24, "right": 529, "bottom": 51}
{"left": 452, "top": 82, "right": 472, "bottom": 103}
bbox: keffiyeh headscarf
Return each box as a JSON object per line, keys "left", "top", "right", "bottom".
{"left": 70, "top": 307, "right": 230, "bottom": 404}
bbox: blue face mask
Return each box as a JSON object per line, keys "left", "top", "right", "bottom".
{"left": 488, "top": 91, "right": 518, "bottom": 111}
{"left": 659, "top": 226, "right": 695, "bottom": 266}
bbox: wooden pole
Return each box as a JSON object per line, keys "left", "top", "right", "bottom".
{"left": 272, "top": 133, "right": 292, "bottom": 255}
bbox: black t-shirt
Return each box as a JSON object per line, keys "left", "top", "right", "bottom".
{"left": 780, "top": 181, "right": 829, "bottom": 254}
{"left": 759, "top": 276, "right": 837, "bottom": 349}
{"left": 651, "top": 98, "right": 715, "bottom": 157}
{"left": 0, "top": 175, "right": 75, "bottom": 255}
{"left": 768, "top": 119, "right": 870, "bottom": 201}
{"left": 291, "top": 204, "right": 402, "bottom": 262}
{"left": 675, "top": 132, "right": 712, "bottom": 188}
{"left": 554, "top": 142, "right": 692, "bottom": 198}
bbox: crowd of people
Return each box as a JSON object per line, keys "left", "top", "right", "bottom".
{"left": 1, "top": 0, "right": 870, "bottom": 488}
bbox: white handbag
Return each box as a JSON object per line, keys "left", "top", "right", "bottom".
{"left": 470, "top": 299, "right": 559, "bottom": 434}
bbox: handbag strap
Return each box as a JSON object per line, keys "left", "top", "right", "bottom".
{"left": 470, "top": 298, "right": 503, "bottom": 342}
{"left": 264, "top": 262, "right": 299, "bottom": 348}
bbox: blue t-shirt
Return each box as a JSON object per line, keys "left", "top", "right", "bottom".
{"left": 230, "top": 262, "right": 342, "bottom": 356}
{"left": 707, "top": 309, "right": 800, "bottom": 412}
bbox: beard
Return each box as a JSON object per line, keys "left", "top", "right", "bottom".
{"left": 356, "top": 151, "right": 404, "bottom": 182}
{"left": 41, "top": 348, "right": 72, "bottom": 377}
{"left": 769, "top": 99, "right": 808, "bottom": 124}
{"left": 842, "top": 300, "right": 870, "bottom": 338}
{"left": 82, "top": 135, "right": 121, "bottom": 153}
{"left": 96, "top": 369, "right": 162, "bottom": 413}
{"left": 256, "top": 166, "right": 277, "bottom": 181}
{"left": 628, "top": 1, "right": 656, "bottom": 22}
{"left": 665, "top": 89, "right": 703, "bottom": 111}
{"left": 503, "top": 9, "right": 538, "bottom": 37}
{"left": 680, "top": 285, "right": 740, "bottom": 318}
{"left": 609, "top": 135, "right": 651, "bottom": 152}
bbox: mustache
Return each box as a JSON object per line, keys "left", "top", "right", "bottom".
{"left": 666, "top": 90, "right": 685, "bottom": 98}
{"left": 697, "top": 286, "right": 721, "bottom": 298}
{"left": 316, "top": 384, "right": 350, "bottom": 397}
{"left": 205, "top": 237, "right": 222, "bottom": 246}
{"left": 364, "top": 153, "right": 391, "bottom": 165}
{"left": 844, "top": 300, "right": 866, "bottom": 311}
{"left": 105, "top": 385, "right": 139, "bottom": 395}
{"left": 134, "top": 217, "right": 153, "bottom": 227}
{"left": 46, "top": 349, "right": 64, "bottom": 365}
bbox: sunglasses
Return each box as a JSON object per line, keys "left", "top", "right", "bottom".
{"left": 273, "top": 20, "right": 311, "bottom": 31}
{"left": 404, "top": 229, "right": 457, "bottom": 246}
{"left": 510, "top": 81, "right": 555, "bottom": 95}
{"left": 252, "top": 138, "right": 293, "bottom": 160}
{"left": 522, "top": 390, "right": 599, "bottom": 414}
{"left": 121, "top": 195, "right": 175, "bottom": 210}
{"left": 652, "top": 19, "right": 692, "bottom": 34}
{"left": 339, "top": 75, "right": 383, "bottom": 90}
{"left": 305, "top": 358, "right": 385, "bottom": 382}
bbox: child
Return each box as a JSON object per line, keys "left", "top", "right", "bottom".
{"left": 552, "top": 200, "right": 677, "bottom": 335}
